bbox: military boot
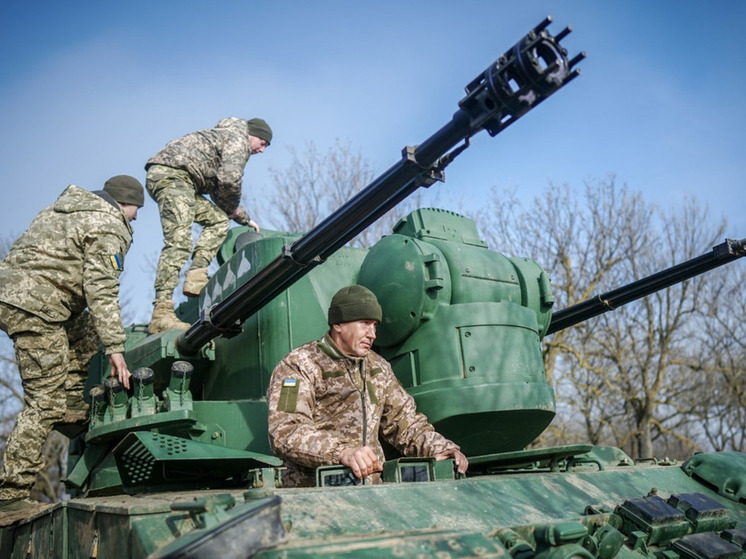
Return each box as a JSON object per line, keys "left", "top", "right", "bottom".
{"left": 183, "top": 267, "right": 209, "bottom": 297}
{"left": 149, "top": 301, "right": 190, "bottom": 335}
{"left": 53, "top": 412, "right": 89, "bottom": 438}
{"left": 53, "top": 397, "right": 90, "bottom": 438}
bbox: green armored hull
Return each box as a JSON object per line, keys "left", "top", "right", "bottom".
{"left": 5, "top": 448, "right": 746, "bottom": 558}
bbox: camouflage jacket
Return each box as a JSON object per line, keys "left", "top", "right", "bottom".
{"left": 145, "top": 117, "right": 253, "bottom": 214}
{"left": 0, "top": 186, "right": 133, "bottom": 354}
{"left": 266, "top": 334, "right": 460, "bottom": 487}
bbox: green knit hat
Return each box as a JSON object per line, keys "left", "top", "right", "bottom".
{"left": 103, "top": 175, "right": 145, "bottom": 207}
{"left": 328, "top": 285, "right": 383, "bottom": 325}
{"left": 247, "top": 118, "right": 273, "bottom": 145}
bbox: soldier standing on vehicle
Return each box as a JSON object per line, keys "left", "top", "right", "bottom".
{"left": 267, "top": 285, "right": 469, "bottom": 487}
{"left": 145, "top": 117, "right": 272, "bottom": 334}
{"left": 0, "top": 176, "right": 143, "bottom": 525}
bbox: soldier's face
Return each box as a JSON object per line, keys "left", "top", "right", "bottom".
{"left": 121, "top": 203, "right": 139, "bottom": 222}
{"left": 249, "top": 135, "right": 268, "bottom": 154}
{"left": 332, "top": 319, "right": 378, "bottom": 357}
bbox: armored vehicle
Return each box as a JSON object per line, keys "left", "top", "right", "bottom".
{"left": 3, "top": 17, "right": 746, "bottom": 559}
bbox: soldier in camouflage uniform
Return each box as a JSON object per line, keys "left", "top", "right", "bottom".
{"left": 267, "top": 285, "right": 468, "bottom": 487}
{"left": 145, "top": 117, "right": 272, "bottom": 334}
{"left": 0, "top": 176, "right": 143, "bottom": 523}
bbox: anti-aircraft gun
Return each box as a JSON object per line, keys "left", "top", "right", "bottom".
{"left": 4, "top": 17, "right": 746, "bottom": 559}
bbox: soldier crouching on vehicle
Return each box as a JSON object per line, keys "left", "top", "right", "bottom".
{"left": 0, "top": 176, "right": 143, "bottom": 525}
{"left": 267, "top": 285, "right": 468, "bottom": 487}
{"left": 145, "top": 117, "right": 272, "bottom": 334}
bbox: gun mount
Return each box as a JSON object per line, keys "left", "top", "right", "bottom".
{"left": 176, "top": 15, "right": 585, "bottom": 356}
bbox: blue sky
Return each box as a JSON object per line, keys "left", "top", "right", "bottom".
{"left": 1, "top": 1, "right": 744, "bottom": 323}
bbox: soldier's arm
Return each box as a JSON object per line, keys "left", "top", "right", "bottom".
{"left": 212, "top": 122, "right": 251, "bottom": 214}
{"left": 379, "top": 365, "right": 462, "bottom": 458}
{"left": 81, "top": 228, "right": 129, "bottom": 355}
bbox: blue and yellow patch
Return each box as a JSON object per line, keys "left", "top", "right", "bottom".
{"left": 283, "top": 378, "right": 298, "bottom": 387}
{"left": 109, "top": 254, "right": 124, "bottom": 271}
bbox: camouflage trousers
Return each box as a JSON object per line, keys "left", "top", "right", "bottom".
{"left": 146, "top": 165, "right": 229, "bottom": 303}
{"left": 0, "top": 303, "right": 99, "bottom": 500}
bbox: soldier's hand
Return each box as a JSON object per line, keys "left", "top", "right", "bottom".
{"left": 109, "top": 352, "right": 131, "bottom": 390}
{"left": 434, "top": 448, "right": 469, "bottom": 474}
{"left": 339, "top": 446, "right": 383, "bottom": 479}
{"left": 247, "top": 218, "right": 260, "bottom": 233}
{"left": 228, "top": 205, "right": 249, "bottom": 225}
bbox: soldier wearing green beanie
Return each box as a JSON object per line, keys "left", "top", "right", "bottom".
{"left": 144, "top": 116, "right": 273, "bottom": 334}
{"left": 103, "top": 175, "right": 145, "bottom": 207}
{"left": 246, "top": 118, "right": 273, "bottom": 146}
{"left": 267, "top": 285, "right": 468, "bottom": 488}
{"left": 0, "top": 176, "right": 141, "bottom": 524}
{"left": 327, "top": 284, "right": 383, "bottom": 325}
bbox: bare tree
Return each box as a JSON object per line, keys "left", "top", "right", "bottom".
{"left": 474, "top": 178, "right": 649, "bottom": 388}
{"left": 685, "top": 262, "right": 746, "bottom": 451}
{"left": 262, "top": 139, "right": 430, "bottom": 248}
{"left": 471, "top": 178, "right": 732, "bottom": 459}
{"left": 576, "top": 197, "right": 726, "bottom": 458}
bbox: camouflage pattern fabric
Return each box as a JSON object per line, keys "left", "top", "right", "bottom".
{"left": 145, "top": 117, "right": 253, "bottom": 215}
{"left": 0, "top": 185, "right": 133, "bottom": 499}
{"left": 0, "top": 186, "right": 132, "bottom": 353}
{"left": 146, "top": 165, "right": 229, "bottom": 302}
{"left": 267, "top": 334, "right": 461, "bottom": 487}
{"left": 0, "top": 304, "right": 98, "bottom": 499}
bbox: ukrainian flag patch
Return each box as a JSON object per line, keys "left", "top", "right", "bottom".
{"left": 109, "top": 254, "right": 124, "bottom": 271}
{"left": 278, "top": 378, "right": 299, "bottom": 412}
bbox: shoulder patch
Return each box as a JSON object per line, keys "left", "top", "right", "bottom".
{"left": 104, "top": 253, "right": 124, "bottom": 272}
{"left": 278, "top": 378, "right": 300, "bottom": 412}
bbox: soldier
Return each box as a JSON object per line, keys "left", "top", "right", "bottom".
{"left": 267, "top": 285, "right": 468, "bottom": 487}
{"left": 145, "top": 117, "right": 272, "bottom": 334}
{"left": 0, "top": 176, "right": 143, "bottom": 525}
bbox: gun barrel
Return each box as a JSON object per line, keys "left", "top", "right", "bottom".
{"left": 177, "top": 18, "right": 582, "bottom": 355}
{"left": 546, "top": 237, "right": 746, "bottom": 335}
